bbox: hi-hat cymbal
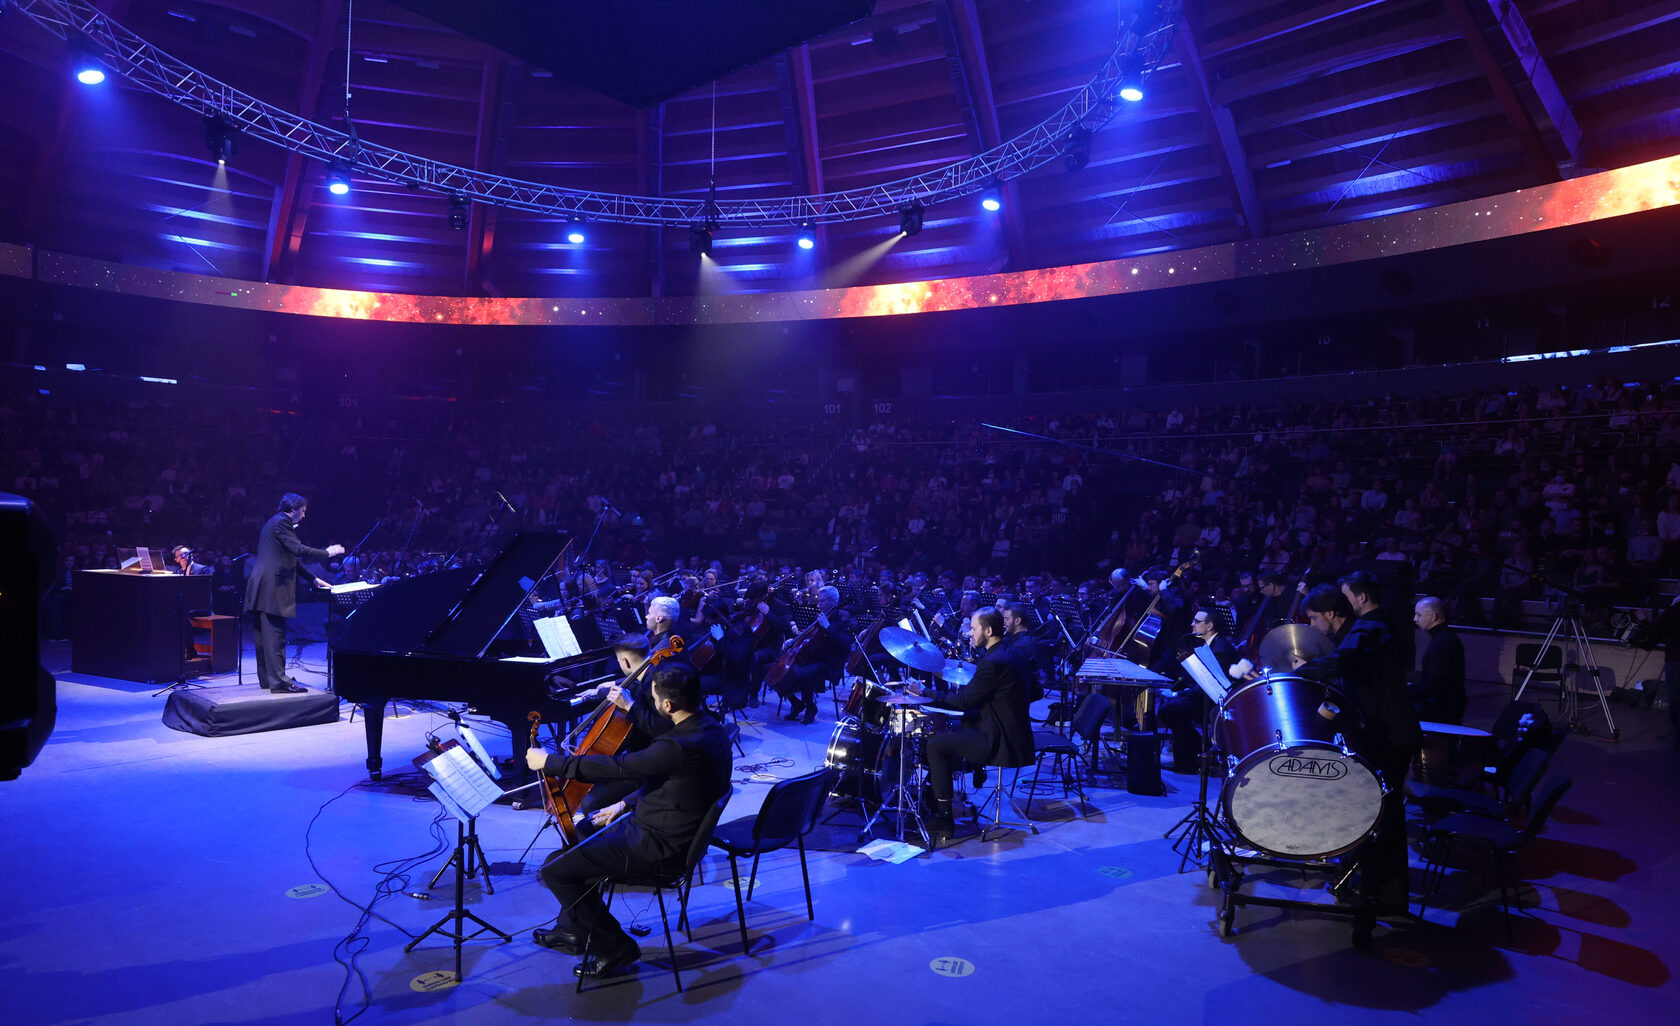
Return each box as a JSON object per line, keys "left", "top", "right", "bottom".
{"left": 940, "top": 659, "right": 976, "bottom": 687}
{"left": 877, "top": 626, "right": 949, "bottom": 673}
{"left": 1258, "top": 622, "right": 1335, "bottom": 671}
{"left": 881, "top": 693, "right": 933, "bottom": 707}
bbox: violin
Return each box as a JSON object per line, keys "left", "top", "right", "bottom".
{"left": 527, "top": 635, "right": 686, "bottom": 846}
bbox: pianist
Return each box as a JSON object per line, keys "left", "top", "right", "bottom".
{"left": 172, "top": 546, "right": 212, "bottom": 576}
{"left": 244, "top": 493, "right": 344, "bottom": 693}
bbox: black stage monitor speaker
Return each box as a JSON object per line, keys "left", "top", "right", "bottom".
{"left": 0, "top": 492, "right": 58, "bottom": 782}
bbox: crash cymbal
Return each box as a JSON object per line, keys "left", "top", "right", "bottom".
{"left": 877, "top": 626, "right": 949, "bottom": 673}
{"left": 1257, "top": 622, "right": 1335, "bottom": 672}
{"left": 939, "top": 659, "right": 976, "bottom": 687}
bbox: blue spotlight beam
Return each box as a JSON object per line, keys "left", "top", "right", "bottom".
{"left": 6, "top": 0, "right": 1179, "bottom": 229}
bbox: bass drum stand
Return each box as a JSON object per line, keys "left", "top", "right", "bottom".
{"left": 860, "top": 706, "right": 930, "bottom": 847}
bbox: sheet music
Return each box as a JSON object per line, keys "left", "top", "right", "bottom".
{"left": 533, "top": 615, "right": 582, "bottom": 660}
{"left": 328, "top": 580, "right": 378, "bottom": 595}
{"left": 1182, "top": 647, "right": 1231, "bottom": 705}
{"left": 415, "top": 741, "right": 502, "bottom": 821}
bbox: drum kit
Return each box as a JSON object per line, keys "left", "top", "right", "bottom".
{"left": 824, "top": 626, "right": 974, "bottom": 844}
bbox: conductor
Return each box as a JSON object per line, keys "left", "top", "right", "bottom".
{"left": 244, "top": 493, "right": 344, "bottom": 693}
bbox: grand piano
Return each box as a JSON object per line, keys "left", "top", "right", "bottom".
{"left": 332, "top": 532, "right": 614, "bottom": 780}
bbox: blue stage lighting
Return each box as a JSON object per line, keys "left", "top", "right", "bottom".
{"left": 566, "top": 219, "right": 587, "bottom": 245}
{"left": 796, "top": 223, "right": 816, "bottom": 250}
{"left": 980, "top": 188, "right": 1002, "bottom": 212}
{"left": 327, "top": 163, "right": 351, "bottom": 196}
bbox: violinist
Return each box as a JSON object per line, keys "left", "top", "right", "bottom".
{"left": 775, "top": 585, "right": 852, "bottom": 724}
{"left": 525, "top": 662, "right": 732, "bottom": 980}
{"left": 689, "top": 598, "right": 734, "bottom": 708}
{"left": 1236, "top": 571, "right": 1296, "bottom": 652}
{"left": 644, "top": 595, "right": 699, "bottom": 652}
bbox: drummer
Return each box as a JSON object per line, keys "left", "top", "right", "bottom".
{"left": 924, "top": 607, "right": 1033, "bottom": 847}
{"left": 1291, "top": 576, "right": 1421, "bottom": 914}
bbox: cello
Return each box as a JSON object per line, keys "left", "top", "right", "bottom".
{"left": 528, "top": 635, "right": 686, "bottom": 846}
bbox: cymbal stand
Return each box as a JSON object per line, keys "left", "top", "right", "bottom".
{"left": 861, "top": 709, "right": 929, "bottom": 847}
{"left": 1164, "top": 703, "right": 1229, "bottom": 872}
{"left": 1513, "top": 603, "right": 1620, "bottom": 740}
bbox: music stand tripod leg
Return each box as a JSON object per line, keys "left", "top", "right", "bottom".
{"left": 406, "top": 819, "right": 511, "bottom": 982}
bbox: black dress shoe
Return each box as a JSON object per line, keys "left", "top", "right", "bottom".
{"left": 270, "top": 682, "right": 307, "bottom": 694}
{"left": 573, "top": 941, "right": 640, "bottom": 979}
{"left": 971, "top": 766, "right": 988, "bottom": 789}
{"left": 800, "top": 703, "right": 817, "bottom": 725}
{"left": 532, "top": 926, "right": 584, "bottom": 954}
{"left": 784, "top": 702, "right": 806, "bottom": 722}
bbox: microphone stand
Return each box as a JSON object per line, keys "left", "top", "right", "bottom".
{"left": 395, "top": 500, "right": 425, "bottom": 577}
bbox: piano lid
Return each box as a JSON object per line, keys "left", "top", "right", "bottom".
{"left": 338, "top": 532, "right": 571, "bottom": 658}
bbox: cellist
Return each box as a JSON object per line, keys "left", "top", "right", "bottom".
{"left": 524, "top": 662, "right": 732, "bottom": 980}
{"left": 567, "top": 633, "right": 671, "bottom": 837}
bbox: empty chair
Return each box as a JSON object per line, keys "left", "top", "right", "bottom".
{"left": 1408, "top": 746, "right": 1550, "bottom": 824}
{"left": 1417, "top": 774, "right": 1574, "bottom": 933}
{"left": 709, "top": 767, "right": 837, "bottom": 954}
{"left": 1014, "top": 693, "right": 1109, "bottom": 816}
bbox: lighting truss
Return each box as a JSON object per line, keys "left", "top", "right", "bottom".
{"left": 9, "top": 0, "right": 1179, "bottom": 229}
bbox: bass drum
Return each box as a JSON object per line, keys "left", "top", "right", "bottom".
{"left": 824, "top": 718, "right": 901, "bottom": 805}
{"left": 1216, "top": 673, "right": 1384, "bottom": 859}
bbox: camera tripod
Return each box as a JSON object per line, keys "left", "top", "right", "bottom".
{"left": 1513, "top": 601, "right": 1619, "bottom": 740}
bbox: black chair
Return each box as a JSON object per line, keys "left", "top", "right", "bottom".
{"left": 1408, "top": 746, "right": 1550, "bottom": 824}
{"left": 576, "top": 791, "right": 731, "bottom": 994}
{"left": 1511, "top": 643, "right": 1564, "bottom": 700}
{"left": 708, "top": 767, "right": 837, "bottom": 954}
{"left": 1417, "top": 774, "right": 1573, "bottom": 933}
{"left": 1013, "top": 693, "right": 1108, "bottom": 816}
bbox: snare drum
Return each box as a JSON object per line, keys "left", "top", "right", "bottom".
{"left": 913, "top": 704, "right": 966, "bottom": 737}
{"left": 1216, "top": 673, "right": 1384, "bottom": 859}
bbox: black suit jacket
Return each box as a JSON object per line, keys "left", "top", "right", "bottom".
{"left": 545, "top": 712, "right": 733, "bottom": 863}
{"left": 1296, "top": 610, "right": 1422, "bottom": 754}
{"left": 1411, "top": 624, "right": 1467, "bottom": 722}
{"left": 947, "top": 642, "right": 1033, "bottom": 767}
{"left": 243, "top": 513, "right": 331, "bottom": 618}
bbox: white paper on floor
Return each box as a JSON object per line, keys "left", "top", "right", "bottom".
{"left": 857, "top": 838, "right": 925, "bottom": 863}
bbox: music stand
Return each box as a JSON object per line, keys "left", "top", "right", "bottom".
{"left": 406, "top": 740, "right": 512, "bottom": 982}
{"left": 1163, "top": 648, "right": 1233, "bottom": 871}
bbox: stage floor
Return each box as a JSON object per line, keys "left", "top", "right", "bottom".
{"left": 3, "top": 637, "right": 1676, "bottom": 1025}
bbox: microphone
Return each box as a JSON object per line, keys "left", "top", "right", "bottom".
{"left": 495, "top": 490, "right": 518, "bottom": 515}
{"left": 600, "top": 497, "right": 621, "bottom": 515}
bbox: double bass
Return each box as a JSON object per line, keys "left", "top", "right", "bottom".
{"left": 528, "top": 635, "right": 687, "bottom": 846}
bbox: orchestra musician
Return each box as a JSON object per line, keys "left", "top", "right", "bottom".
{"left": 171, "top": 545, "right": 211, "bottom": 576}
{"left": 1158, "top": 610, "right": 1238, "bottom": 773}
{"left": 998, "top": 600, "right": 1046, "bottom": 702}
{"left": 724, "top": 576, "right": 789, "bottom": 709}
{"left": 924, "top": 607, "right": 1033, "bottom": 847}
{"left": 775, "top": 585, "right": 852, "bottom": 724}
{"left": 568, "top": 634, "right": 662, "bottom": 834}
{"left": 244, "top": 493, "right": 344, "bottom": 693}
{"left": 524, "top": 662, "right": 732, "bottom": 980}
{"left": 1409, "top": 596, "right": 1467, "bottom": 724}
{"left": 1291, "top": 575, "right": 1422, "bottom": 913}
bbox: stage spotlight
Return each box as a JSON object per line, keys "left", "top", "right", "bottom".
{"left": 1119, "top": 53, "right": 1145, "bottom": 102}
{"left": 796, "top": 223, "right": 816, "bottom": 250}
{"left": 899, "top": 202, "right": 924, "bottom": 237}
{"left": 204, "top": 116, "right": 238, "bottom": 166}
{"left": 1063, "top": 125, "right": 1092, "bottom": 172}
{"left": 980, "top": 187, "right": 1002, "bottom": 213}
{"left": 447, "top": 193, "right": 468, "bottom": 230}
{"left": 690, "top": 223, "right": 713, "bottom": 256}
{"left": 326, "top": 162, "right": 352, "bottom": 196}
{"left": 566, "top": 219, "right": 587, "bottom": 245}
{"left": 71, "top": 38, "right": 105, "bottom": 85}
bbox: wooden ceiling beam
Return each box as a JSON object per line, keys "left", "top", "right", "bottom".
{"left": 1180, "top": 3, "right": 1266, "bottom": 237}
{"left": 262, "top": 0, "right": 341, "bottom": 283}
